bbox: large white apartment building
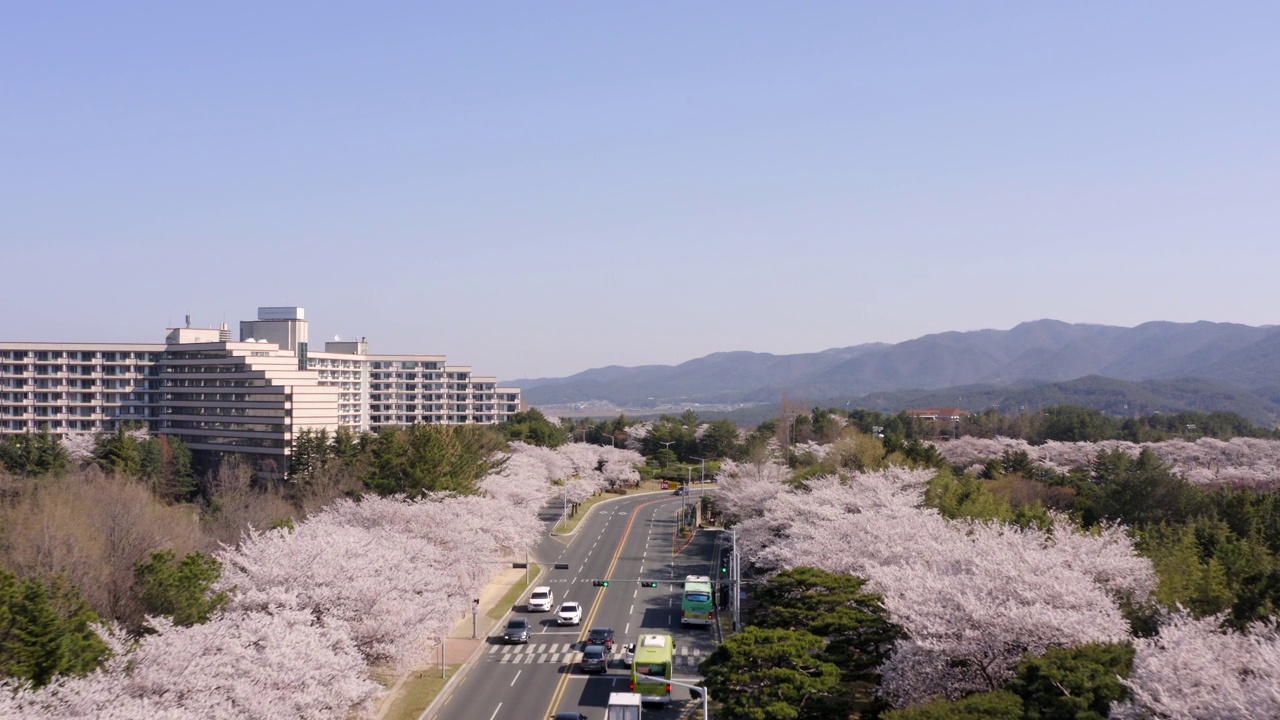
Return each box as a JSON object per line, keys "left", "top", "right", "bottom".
{"left": 0, "top": 307, "right": 523, "bottom": 466}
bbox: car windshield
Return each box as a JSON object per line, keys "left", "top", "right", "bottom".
{"left": 561, "top": 604, "right": 578, "bottom": 612}
{"left": 507, "top": 619, "right": 527, "bottom": 629}
{"left": 589, "top": 628, "right": 610, "bottom": 638}
{"left": 532, "top": 591, "right": 549, "bottom": 599}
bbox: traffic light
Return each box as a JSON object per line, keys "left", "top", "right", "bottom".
{"left": 593, "top": 579, "right": 609, "bottom": 587}
{"left": 641, "top": 581, "right": 659, "bottom": 588}
{"left": 720, "top": 553, "right": 731, "bottom": 574}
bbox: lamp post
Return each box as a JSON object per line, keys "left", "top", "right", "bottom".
{"left": 559, "top": 482, "right": 568, "bottom": 531}
{"left": 658, "top": 440, "right": 676, "bottom": 469}
{"left": 600, "top": 433, "right": 615, "bottom": 446}
{"left": 690, "top": 456, "right": 707, "bottom": 487}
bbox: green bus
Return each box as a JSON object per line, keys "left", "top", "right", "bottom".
{"left": 630, "top": 633, "right": 674, "bottom": 704}
{"left": 681, "top": 574, "right": 715, "bottom": 626}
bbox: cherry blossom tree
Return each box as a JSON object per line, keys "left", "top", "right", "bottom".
{"left": 0, "top": 609, "right": 381, "bottom": 720}
{"left": 59, "top": 433, "right": 97, "bottom": 464}
{"left": 933, "top": 436, "right": 1280, "bottom": 491}
{"left": 713, "top": 459, "right": 790, "bottom": 523}
{"left": 724, "top": 466, "right": 1157, "bottom": 707}
{"left": 218, "top": 493, "right": 543, "bottom": 669}
{"left": 1112, "top": 613, "right": 1280, "bottom": 719}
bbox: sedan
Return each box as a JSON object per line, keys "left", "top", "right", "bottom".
{"left": 556, "top": 602, "right": 583, "bottom": 626}
{"left": 586, "top": 626, "right": 615, "bottom": 650}
{"left": 502, "top": 617, "right": 530, "bottom": 644}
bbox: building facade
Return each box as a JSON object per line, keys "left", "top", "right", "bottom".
{"left": 0, "top": 307, "right": 523, "bottom": 465}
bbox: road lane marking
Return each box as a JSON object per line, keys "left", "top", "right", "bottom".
{"left": 489, "top": 703, "right": 502, "bottom": 720}
{"left": 542, "top": 496, "right": 669, "bottom": 719}
{"left": 510, "top": 670, "right": 521, "bottom": 687}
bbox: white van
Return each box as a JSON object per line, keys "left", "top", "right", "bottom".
{"left": 528, "top": 586, "right": 554, "bottom": 612}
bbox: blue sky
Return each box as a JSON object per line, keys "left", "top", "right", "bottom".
{"left": 2, "top": 3, "right": 1277, "bottom": 380}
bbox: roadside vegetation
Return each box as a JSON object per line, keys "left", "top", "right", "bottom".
{"left": 3, "top": 401, "right": 1278, "bottom": 717}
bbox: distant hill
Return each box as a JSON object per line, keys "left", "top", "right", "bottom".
{"left": 507, "top": 320, "right": 1280, "bottom": 425}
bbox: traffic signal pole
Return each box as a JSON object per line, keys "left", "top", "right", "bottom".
{"left": 731, "top": 528, "right": 741, "bottom": 631}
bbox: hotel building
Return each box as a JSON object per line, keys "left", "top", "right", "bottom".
{"left": 0, "top": 307, "right": 523, "bottom": 466}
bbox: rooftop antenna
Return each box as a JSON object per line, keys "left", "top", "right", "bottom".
{"left": 185, "top": 314, "right": 191, "bottom": 328}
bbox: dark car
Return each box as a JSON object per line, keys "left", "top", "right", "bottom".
{"left": 502, "top": 617, "right": 530, "bottom": 644}
{"left": 672, "top": 487, "right": 688, "bottom": 496}
{"left": 553, "top": 713, "right": 588, "bottom": 720}
{"left": 586, "top": 626, "right": 615, "bottom": 650}
{"left": 579, "top": 644, "right": 608, "bottom": 674}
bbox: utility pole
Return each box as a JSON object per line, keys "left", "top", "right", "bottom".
{"left": 731, "top": 529, "right": 741, "bottom": 631}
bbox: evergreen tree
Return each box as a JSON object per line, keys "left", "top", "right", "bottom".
{"left": 750, "top": 567, "right": 903, "bottom": 684}
{"left": 698, "top": 626, "right": 844, "bottom": 720}
{"left": 93, "top": 426, "right": 143, "bottom": 476}
{"left": 883, "top": 691, "right": 1023, "bottom": 720}
{"left": 1009, "top": 642, "right": 1135, "bottom": 720}
{"left": 135, "top": 550, "right": 229, "bottom": 627}
{"left": 0, "top": 430, "right": 69, "bottom": 476}
{"left": 0, "top": 572, "right": 108, "bottom": 688}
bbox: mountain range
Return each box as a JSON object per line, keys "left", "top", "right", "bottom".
{"left": 507, "top": 320, "right": 1280, "bottom": 425}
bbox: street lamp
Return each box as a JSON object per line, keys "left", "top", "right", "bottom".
{"left": 658, "top": 440, "right": 676, "bottom": 469}
{"left": 690, "top": 456, "right": 707, "bottom": 486}
{"left": 600, "top": 433, "right": 615, "bottom": 447}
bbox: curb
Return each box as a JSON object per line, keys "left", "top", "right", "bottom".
{"left": 414, "top": 565, "right": 546, "bottom": 720}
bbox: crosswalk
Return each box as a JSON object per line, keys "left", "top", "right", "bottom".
{"left": 487, "top": 642, "right": 707, "bottom": 667}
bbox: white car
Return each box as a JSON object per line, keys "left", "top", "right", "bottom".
{"left": 528, "top": 586, "right": 554, "bottom": 612}
{"left": 556, "top": 601, "right": 583, "bottom": 626}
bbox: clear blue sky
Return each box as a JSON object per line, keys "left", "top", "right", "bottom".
{"left": 3, "top": 3, "right": 1277, "bottom": 380}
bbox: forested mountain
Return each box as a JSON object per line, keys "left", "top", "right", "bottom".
{"left": 510, "top": 320, "right": 1280, "bottom": 423}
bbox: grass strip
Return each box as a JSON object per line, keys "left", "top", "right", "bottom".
{"left": 380, "top": 665, "right": 459, "bottom": 720}
{"left": 487, "top": 571, "right": 535, "bottom": 621}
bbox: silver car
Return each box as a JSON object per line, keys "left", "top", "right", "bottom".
{"left": 579, "top": 644, "right": 608, "bottom": 674}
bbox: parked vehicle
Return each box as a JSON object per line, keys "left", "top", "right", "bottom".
{"left": 557, "top": 601, "right": 583, "bottom": 626}
{"left": 502, "top": 617, "right": 530, "bottom": 644}
{"left": 621, "top": 643, "right": 635, "bottom": 668}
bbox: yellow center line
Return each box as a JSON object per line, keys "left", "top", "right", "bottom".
{"left": 542, "top": 497, "right": 670, "bottom": 717}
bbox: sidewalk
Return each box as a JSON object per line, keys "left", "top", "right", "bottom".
{"left": 442, "top": 565, "right": 528, "bottom": 662}
{"left": 373, "top": 565, "right": 535, "bottom": 720}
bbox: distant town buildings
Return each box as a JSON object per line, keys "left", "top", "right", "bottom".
{"left": 0, "top": 307, "right": 522, "bottom": 466}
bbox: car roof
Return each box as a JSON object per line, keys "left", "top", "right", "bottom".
{"left": 560, "top": 601, "right": 579, "bottom": 607}
{"left": 589, "top": 626, "right": 612, "bottom": 632}
{"left": 583, "top": 644, "right": 606, "bottom": 653}
{"left": 507, "top": 617, "right": 528, "bottom": 626}
{"left": 532, "top": 586, "right": 551, "bottom": 592}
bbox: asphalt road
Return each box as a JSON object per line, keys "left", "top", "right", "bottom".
{"left": 428, "top": 491, "right": 721, "bottom": 720}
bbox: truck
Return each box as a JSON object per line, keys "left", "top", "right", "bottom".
{"left": 606, "top": 692, "right": 642, "bottom": 720}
